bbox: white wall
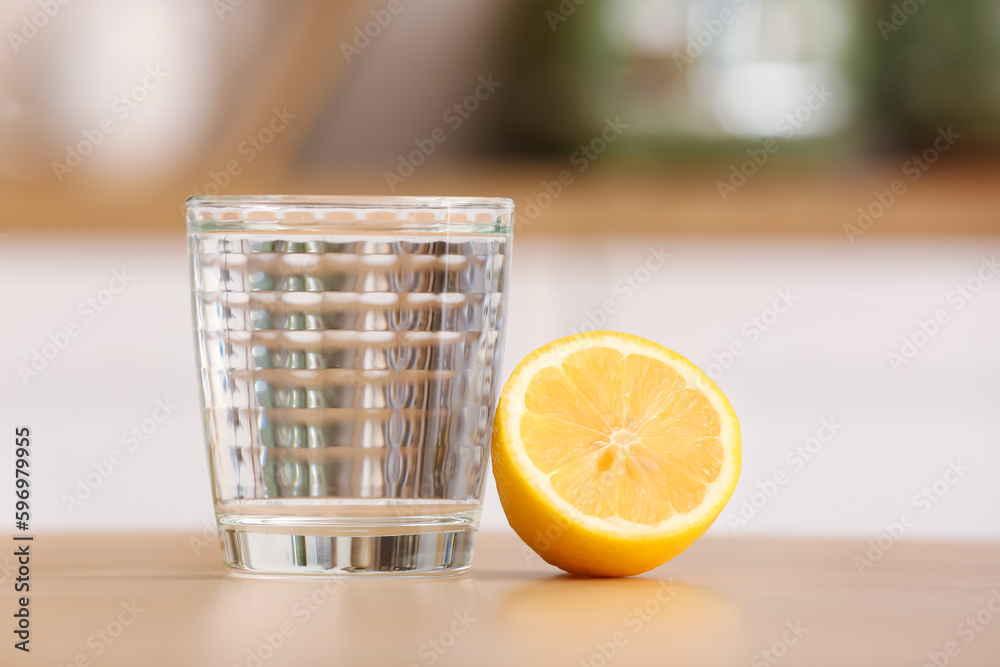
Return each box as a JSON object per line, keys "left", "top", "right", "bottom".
{"left": 3, "top": 235, "right": 998, "bottom": 540}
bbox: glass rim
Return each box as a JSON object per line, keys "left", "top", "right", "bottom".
{"left": 186, "top": 194, "right": 514, "bottom": 234}
{"left": 185, "top": 194, "right": 514, "bottom": 209}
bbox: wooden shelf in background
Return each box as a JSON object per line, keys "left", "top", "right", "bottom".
{"left": 1, "top": 160, "right": 997, "bottom": 237}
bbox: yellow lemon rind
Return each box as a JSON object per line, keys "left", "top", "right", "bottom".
{"left": 491, "top": 331, "right": 741, "bottom": 576}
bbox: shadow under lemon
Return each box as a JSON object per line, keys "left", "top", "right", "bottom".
{"left": 496, "top": 576, "right": 746, "bottom": 664}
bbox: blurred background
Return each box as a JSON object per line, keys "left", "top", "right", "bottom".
{"left": 1, "top": 0, "right": 997, "bottom": 539}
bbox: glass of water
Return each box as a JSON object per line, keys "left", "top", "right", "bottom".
{"left": 187, "top": 196, "right": 513, "bottom": 576}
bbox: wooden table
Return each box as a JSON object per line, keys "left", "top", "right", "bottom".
{"left": 4, "top": 534, "right": 999, "bottom": 666}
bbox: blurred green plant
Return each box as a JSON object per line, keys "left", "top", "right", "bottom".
{"left": 867, "top": 0, "right": 1000, "bottom": 151}
{"left": 493, "top": 0, "right": 998, "bottom": 160}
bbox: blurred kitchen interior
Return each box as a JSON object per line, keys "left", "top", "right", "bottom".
{"left": 1, "top": 0, "right": 997, "bottom": 234}
{"left": 2, "top": 0, "right": 999, "bottom": 539}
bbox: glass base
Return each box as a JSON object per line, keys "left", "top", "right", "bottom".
{"left": 218, "top": 520, "right": 476, "bottom": 576}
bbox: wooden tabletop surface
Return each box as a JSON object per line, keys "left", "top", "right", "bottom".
{"left": 3, "top": 533, "right": 999, "bottom": 666}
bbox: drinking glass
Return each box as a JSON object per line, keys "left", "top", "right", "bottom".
{"left": 187, "top": 196, "right": 513, "bottom": 575}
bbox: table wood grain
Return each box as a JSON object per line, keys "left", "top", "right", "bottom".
{"left": 3, "top": 534, "right": 999, "bottom": 666}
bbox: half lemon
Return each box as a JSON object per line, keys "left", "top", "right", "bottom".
{"left": 492, "top": 331, "right": 740, "bottom": 576}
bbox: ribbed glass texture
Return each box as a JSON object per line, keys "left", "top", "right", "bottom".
{"left": 187, "top": 196, "right": 512, "bottom": 574}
